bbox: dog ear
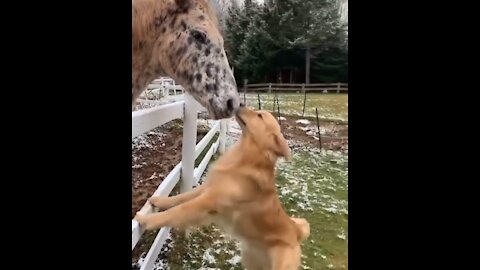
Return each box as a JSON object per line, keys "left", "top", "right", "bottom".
{"left": 272, "top": 133, "right": 291, "bottom": 161}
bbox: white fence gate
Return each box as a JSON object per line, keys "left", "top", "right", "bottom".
{"left": 132, "top": 93, "right": 229, "bottom": 270}
{"left": 143, "top": 77, "right": 185, "bottom": 99}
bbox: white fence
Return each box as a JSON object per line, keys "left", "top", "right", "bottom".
{"left": 132, "top": 93, "right": 229, "bottom": 270}
{"left": 143, "top": 78, "right": 185, "bottom": 100}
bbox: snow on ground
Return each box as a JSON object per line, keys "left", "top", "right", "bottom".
{"left": 296, "top": 119, "right": 311, "bottom": 125}
{"left": 132, "top": 129, "right": 167, "bottom": 151}
{"left": 245, "top": 93, "right": 348, "bottom": 122}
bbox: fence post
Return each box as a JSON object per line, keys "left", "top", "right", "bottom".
{"left": 337, "top": 82, "right": 340, "bottom": 93}
{"left": 268, "top": 83, "right": 272, "bottom": 93}
{"left": 302, "top": 85, "right": 307, "bottom": 117}
{"left": 219, "top": 119, "right": 227, "bottom": 154}
{"left": 243, "top": 79, "right": 248, "bottom": 105}
{"left": 180, "top": 94, "right": 197, "bottom": 193}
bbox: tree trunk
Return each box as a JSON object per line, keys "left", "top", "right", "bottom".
{"left": 305, "top": 46, "right": 311, "bottom": 84}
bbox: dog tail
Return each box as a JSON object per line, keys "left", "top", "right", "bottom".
{"left": 291, "top": 218, "right": 310, "bottom": 242}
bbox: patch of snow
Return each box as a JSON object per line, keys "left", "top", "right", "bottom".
{"left": 337, "top": 232, "right": 346, "bottom": 240}
{"left": 202, "top": 248, "right": 216, "bottom": 264}
{"left": 132, "top": 129, "right": 167, "bottom": 151}
{"left": 136, "top": 253, "right": 146, "bottom": 268}
{"left": 296, "top": 119, "right": 311, "bottom": 125}
{"left": 227, "top": 254, "right": 242, "bottom": 265}
{"left": 152, "top": 259, "right": 170, "bottom": 270}
{"left": 323, "top": 206, "right": 338, "bottom": 214}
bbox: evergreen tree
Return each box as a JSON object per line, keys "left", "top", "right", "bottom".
{"left": 224, "top": 0, "right": 348, "bottom": 84}
{"left": 312, "top": 45, "right": 348, "bottom": 83}
{"left": 268, "top": 0, "right": 346, "bottom": 83}
{"left": 225, "top": 0, "right": 266, "bottom": 84}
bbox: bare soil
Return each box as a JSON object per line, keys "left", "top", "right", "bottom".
{"left": 279, "top": 115, "right": 348, "bottom": 151}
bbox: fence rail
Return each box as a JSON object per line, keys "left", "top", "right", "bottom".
{"left": 143, "top": 85, "right": 185, "bottom": 100}
{"left": 244, "top": 82, "right": 348, "bottom": 93}
{"left": 132, "top": 93, "right": 229, "bottom": 270}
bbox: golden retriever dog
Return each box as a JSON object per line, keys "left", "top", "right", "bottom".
{"left": 135, "top": 107, "right": 310, "bottom": 269}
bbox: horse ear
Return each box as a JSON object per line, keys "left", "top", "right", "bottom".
{"left": 175, "top": 0, "right": 193, "bottom": 11}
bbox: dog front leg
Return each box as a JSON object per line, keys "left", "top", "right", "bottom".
{"left": 135, "top": 192, "right": 217, "bottom": 231}
{"left": 148, "top": 184, "right": 206, "bottom": 210}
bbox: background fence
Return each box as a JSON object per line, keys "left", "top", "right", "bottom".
{"left": 244, "top": 82, "right": 348, "bottom": 93}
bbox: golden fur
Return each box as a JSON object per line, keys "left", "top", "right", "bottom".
{"left": 135, "top": 107, "right": 310, "bottom": 269}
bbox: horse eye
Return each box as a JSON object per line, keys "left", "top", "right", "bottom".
{"left": 191, "top": 30, "right": 206, "bottom": 44}
{"left": 257, "top": 113, "right": 263, "bottom": 119}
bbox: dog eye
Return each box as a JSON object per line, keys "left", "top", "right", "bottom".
{"left": 257, "top": 113, "right": 263, "bottom": 119}
{"left": 191, "top": 30, "right": 207, "bottom": 44}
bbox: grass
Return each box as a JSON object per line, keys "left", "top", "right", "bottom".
{"left": 277, "top": 149, "right": 348, "bottom": 269}
{"left": 243, "top": 93, "right": 348, "bottom": 122}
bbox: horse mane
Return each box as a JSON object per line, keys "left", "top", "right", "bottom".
{"left": 202, "top": 0, "right": 220, "bottom": 28}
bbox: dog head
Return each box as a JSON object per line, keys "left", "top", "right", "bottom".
{"left": 235, "top": 107, "right": 291, "bottom": 161}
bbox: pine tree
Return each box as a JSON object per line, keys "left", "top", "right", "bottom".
{"left": 312, "top": 45, "right": 348, "bottom": 83}
{"left": 225, "top": 0, "right": 267, "bottom": 83}
{"left": 224, "top": 0, "right": 348, "bottom": 84}
{"left": 266, "top": 0, "right": 346, "bottom": 83}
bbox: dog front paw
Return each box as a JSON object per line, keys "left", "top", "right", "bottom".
{"left": 148, "top": 196, "right": 170, "bottom": 210}
{"left": 134, "top": 212, "right": 146, "bottom": 225}
{"left": 134, "top": 211, "right": 165, "bottom": 230}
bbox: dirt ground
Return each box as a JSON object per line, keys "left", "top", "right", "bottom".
{"left": 280, "top": 115, "right": 348, "bottom": 151}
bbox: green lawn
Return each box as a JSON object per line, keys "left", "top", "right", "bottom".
{"left": 244, "top": 93, "right": 348, "bottom": 122}
{"left": 277, "top": 149, "right": 348, "bottom": 269}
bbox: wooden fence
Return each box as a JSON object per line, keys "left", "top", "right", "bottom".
{"left": 244, "top": 82, "right": 348, "bottom": 93}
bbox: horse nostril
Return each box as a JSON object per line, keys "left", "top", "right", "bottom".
{"left": 239, "top": 102, "right": 245, "bottom": 107}
{"left": 227, "top": 98, "right": 234, "bottom": 112}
